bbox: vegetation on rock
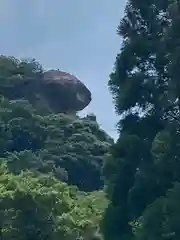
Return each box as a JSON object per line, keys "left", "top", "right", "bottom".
{"left": 0, "top": 56, "right": 92, "bottom": 114}
{"left": 2, "top": 1, "right": 180, "bottom": 238}
{"left": 0, "top": 56, "right": 112, "bottom": 192}
{"left": 0, "top": 55, "right": 110, "bottom": 239}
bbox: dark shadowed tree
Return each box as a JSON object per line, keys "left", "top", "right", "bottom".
{"left": 102, "top": 0, "right": 180, "bottom": 239}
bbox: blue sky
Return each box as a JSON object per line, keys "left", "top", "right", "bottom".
{"left": 0, "top": 0, "right": 126, "bottom": 139}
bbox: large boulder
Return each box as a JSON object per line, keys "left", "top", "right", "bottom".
{"left": 0, "top": 66, "right": 92, "bottom": 114}
{"left": 41, "top": 70, "right": 92, "bottom": 113}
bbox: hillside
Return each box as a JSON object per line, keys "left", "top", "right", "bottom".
{"left": 0, "top": 56, "right": 111, "bottom": 239}
{"left": 0, "top": 56, "right": 113, "bottom": 192}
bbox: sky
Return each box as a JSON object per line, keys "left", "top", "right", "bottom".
{"left": 0, "top": 0, "right": 126, "bottom": 139}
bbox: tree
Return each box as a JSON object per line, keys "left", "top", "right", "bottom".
{"left": 0, "top": 56, "right": 111, "bottom": 238}
{"left": 0, "top": 165, "right": 108, "bottom": 240}
{"left": 135, "top": 182, "right": 180, "bottom": 240}
{"left": 102, "top": 0, "right": 180, "bottom": 239}
{"left": 0, "top": 56, "right": 113, "bottom": 191}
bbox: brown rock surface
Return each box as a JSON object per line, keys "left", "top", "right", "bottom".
{"left": 41, "top": 70, "right": 92, "bottom": 113}
{"left": 0, "top": 67, "right": 91, "bottom": 114}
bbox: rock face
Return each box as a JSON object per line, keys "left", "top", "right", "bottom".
{"left": 0, "top": 68, "right": 92, "bottom": 114}
{"left": 42, "top": 70, "right": 91, "bottom": 113}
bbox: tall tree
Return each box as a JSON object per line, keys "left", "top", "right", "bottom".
{"left": 102, "top": 0, "right": 180, "bottom": 239}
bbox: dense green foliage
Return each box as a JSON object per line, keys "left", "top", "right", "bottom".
{"left": 0, "top": 56, "right": 112, "bottom": 192}
{"left": 0, "top": 165, "right": 108, "bottom": 239}
{"left": 102, "top": 0, "right": 180, "bottom": 239}
{"left": 0, "top": 56, "right": 111, "bottom": 239}
{"left": 3, "top": 1, "right": 180, "bottom": 238}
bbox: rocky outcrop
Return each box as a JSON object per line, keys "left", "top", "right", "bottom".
{"left": 0, "top": 67, "right": 92, "bottom": 114}
{"left": 42, "top": 70, "right": 91, "bottom": 113}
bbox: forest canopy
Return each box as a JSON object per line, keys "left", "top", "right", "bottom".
{"left": 2, "top": 1, "right": 180, "bottom": 238}
{"left": 0, "top": 56, "right": 110, "bottom": 239}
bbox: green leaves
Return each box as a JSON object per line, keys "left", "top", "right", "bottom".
{"left": 152, "top": 131, "right": 172, "bottom": 163}
{"left": 0, "top": 55, "right": 112, "bottom": 239}
{"left": 0, "top": 78, "right": 112, "bottom": 191}
{"left": 103, "top": 0, "right": 180, "bottom": 240}
{"left": 0, "top": 168, "right": 108, "bottom": 240}
{"left": 135, "top": 182, "right": 180, "bottom": 240}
